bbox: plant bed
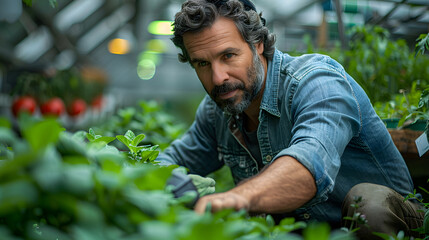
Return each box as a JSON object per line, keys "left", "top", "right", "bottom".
{"left": 388, "top": 129, "right": 424, "bottom": 155}
{"left": 0, "top": 116, "right": 358, "bottom": 240}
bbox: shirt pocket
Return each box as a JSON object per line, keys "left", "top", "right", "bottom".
{"left": 222, "top": 153, "right": 258, "bottom": 184}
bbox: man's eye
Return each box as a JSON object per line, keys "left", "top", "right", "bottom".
{"left": 224, "top": 53, "right": 234, "bottom": 59}
{"left": 198, "top": 61, "right": 209, "bottom": 67}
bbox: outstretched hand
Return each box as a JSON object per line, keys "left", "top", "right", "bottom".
{"left": 194, "top": 191, "right": 250, "bottom": 214}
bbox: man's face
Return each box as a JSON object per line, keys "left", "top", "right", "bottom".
{"left": 182, "top": 17, "right": 265, "bottom": 115}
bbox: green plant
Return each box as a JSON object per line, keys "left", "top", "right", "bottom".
{"left": 403, "top": 88, "right": 429, "bottom": 131}
{"left": 0, "top": 115, "right": 360, "bottom": 240}
{"left": 95, "top": 100, "right": 187, "bottom": 150}
{"left": 343, "top": 25, "right": 428, "bottom": 103}
{"left": 404, "top": 182, "right": 429, "bottom": 239}
{"left": 373, "top": 82, "right": 425, "bottom": 128}
{"left": 373, "top": 93, "right": 408, "bottom": 120}
{"left": 116, "top": 130, "right": 159, "bottom": 164}
{"left": 416, "top": 33, "right": 429, "bottom": 56}
{"left": 342, "top": 196, "right": 368, "bottom": 234}
{"left": 413, "top": 32, "right": 429, "bottom": 140}
{"left": 372, "top": 230, "right": 411, "bottom": 240}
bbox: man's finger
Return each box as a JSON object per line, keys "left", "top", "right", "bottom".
{"left": 194, "top": 197, "right": 211, "bottom": 214}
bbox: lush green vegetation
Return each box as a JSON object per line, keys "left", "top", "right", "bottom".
{"left": 0, "top": 115, "right": 356, "bottom": 240}
{"left": 92, "top": 101, "right": 187, "bottom": 151}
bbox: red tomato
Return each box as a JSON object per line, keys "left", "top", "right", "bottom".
{"left": 40, "top": 97, "right": 65, "bottom": 117}
{"left": 12, "top": 96, "right": 37, "bottom": 117}
{"left": 67, "top": 99, "right": 87, "bottom": 117}
{"left": 91, "top": 95, "right": 103, "bottom": 110}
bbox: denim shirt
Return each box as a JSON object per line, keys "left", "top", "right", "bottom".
{"left": 158, "top": 49, "right": 414, "bottom": 224}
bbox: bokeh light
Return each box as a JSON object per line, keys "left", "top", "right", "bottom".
{"left": 137, "top": 59, "right": 156, "bottom": 80}
{"left": 139, "top": 50, "right": 161, "bottom": 65}
{"left": 146, "top": 39, "right": 167, "bottom": 53}
{"left": 148, "top": 21, "right": 174, "bottom": 35}
{"left": 108, "top": 38, "right": 130, "bottom": 54}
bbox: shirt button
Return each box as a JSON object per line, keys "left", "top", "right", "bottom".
{"left": 232, "top": 124, "right": 237, "bottom": 128}
{"left": 265, "top": 155, "right": 272, "bottom": 161}
{"left": 303, "top": 213, "right": 311, "bottom": 220}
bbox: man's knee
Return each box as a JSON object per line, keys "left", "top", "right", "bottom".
{"left": 342, "top": 183, "right": 424, "bottom": 239}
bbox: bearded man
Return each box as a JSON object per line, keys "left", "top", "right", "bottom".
{"left": 158, "top": 0, "right": 424, "bottom": 239}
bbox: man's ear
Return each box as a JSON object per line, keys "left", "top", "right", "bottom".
{"left": 255, "top": 41, "right": 264, "bottom": 55}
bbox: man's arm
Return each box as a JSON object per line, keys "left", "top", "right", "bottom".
{"left": 194, "top": 155, "right": 316, "bottom": 214}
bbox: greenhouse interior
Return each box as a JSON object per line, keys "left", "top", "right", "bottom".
{"left": 0, "top": 0, "right": 429, "bottom": 239}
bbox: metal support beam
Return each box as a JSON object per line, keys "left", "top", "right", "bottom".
{"left": 334, "top": 0, "right": 347, "bottom": 49}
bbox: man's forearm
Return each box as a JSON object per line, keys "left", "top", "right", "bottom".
{"left": 194, "top": 156, "right": 317, "bottom": 214}
{"left": 231, "top": 156, "right": 316, "bottom": 213}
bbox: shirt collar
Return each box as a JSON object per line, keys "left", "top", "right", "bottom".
{"left": 260, "top": 49, "right": 282, "bottom": 117}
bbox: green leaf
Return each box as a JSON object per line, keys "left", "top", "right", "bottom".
{"left": 62, "top": 165, "right": 94, "bottom": 194}
{"left": 100, "top": 159, "right": 122, "bottom": 173}
{"left": 27, "top": 224, "right": 71, "bottom": 240}
{"left": 0, "top": 180, "right": 38, "bottom": 215}
{"left": 0, "top": 128, "right": 17, "bottom": 146}
{"left": 62, "top": 156, "right": 90, "bottom": 165}
{"left": 57, "top": 132, "right": 87, "bottom": 157}
{"left": 140, "top": 221, "right": 176, "bottom": 240}
{"left": 124, "top": 188, "right": 171, "bottom": 217}
{"left": 22, "top": 118, "right": 64, "bottom": 151}
{"left": 22, "top": 0, "right": 32, "bottom": 7}
{"left": 130, "top": 165, "right": 173, "bottom": 190}
{"left": 132, "top": 133, "right": 146, "bottom": 147}
{"left": 92, "top": 136, "right": 116, "bottom": 145}
{"left": 124, "top": 130, "right": 136, "bottom": 142}
{"left": 72, "top": 130, "right": 87, "bottom": 142}
{"left": 31, "top": 146, "right": 63, "bottom": 191}
{"left": 129, "top": 145, "right": 144, "bottom": 155}
{"left": 116, "top": 135, "right": 130, "bottom": 147}
{"left": 416, "top": 33, "right": 429, "bottom": 56}
{"left": 0, "top": 118, "right": 11, "bottom": 129}
{"left": 75, "top": 202, "right": 104, "bottom": 225}
{"left": 49, "top": 0, "right": 57, "bottom": 8}
{"left": 266, "top": 215, "right": 275, "bottom": 228}
{"left": 303, "top": 222, "right": 330, "bottom": 240}
{"left": 86, "top": 128, "right": 96, "bottom": 142}
{"left": 140, "top": 147, "right": 159, "bottom": 163}
{"left": 419, "top": 186, "right": 429, "bottom": 195}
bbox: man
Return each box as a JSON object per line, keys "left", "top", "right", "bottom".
{"left": 158, "top": 0, "right": 424, "bottom": 238}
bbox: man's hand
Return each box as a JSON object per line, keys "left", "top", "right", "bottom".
{"left": 194, "top": 156, "right": 316, "bottom": 215}
{"left": 194, "top": 191, "right": 250, "bottom": 214}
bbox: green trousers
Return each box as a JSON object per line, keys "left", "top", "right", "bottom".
{"left": 342, "top": 183, "right": 425, "bottom": 239}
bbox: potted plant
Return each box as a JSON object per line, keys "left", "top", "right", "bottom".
{"left": 412, "top": 33, "right": 429, "bottom": 139}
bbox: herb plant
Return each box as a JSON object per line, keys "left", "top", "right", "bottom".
{"left": 94, "top": 100, "right": 187, "bottom": 150}
{"left": 116, "top": 130, "right": 159, "bottom": 164}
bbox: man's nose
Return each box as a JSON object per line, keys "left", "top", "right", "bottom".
{"left": 211, "top": 62, "right": 229, "bottom": 86}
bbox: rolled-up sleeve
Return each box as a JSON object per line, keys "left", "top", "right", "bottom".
{"left": 275, "top": 62, "right": 361, "bottom": 204}
{"left": 156, "top": 96, "right": 224, "bottom": 176}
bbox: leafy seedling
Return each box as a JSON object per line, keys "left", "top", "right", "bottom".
{"left": 116, "top": 130, "right": 159, "bottom": 163}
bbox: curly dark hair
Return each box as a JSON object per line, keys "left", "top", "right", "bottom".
{"left": 171, "top": 0, "right": 276, "bottom": 65}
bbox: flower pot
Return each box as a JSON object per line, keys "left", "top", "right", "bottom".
{"left": 382, "top": 118, "right": 400, "bottom": 129}
{"left": 403, "top": 119, "right": 427, "bottom": 131}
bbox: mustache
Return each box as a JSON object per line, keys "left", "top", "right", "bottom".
{"left": 211, "top": 82, "right": 244, "bottom": 98}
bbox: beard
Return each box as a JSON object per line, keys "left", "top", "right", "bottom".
{"left": 210, "top": 51, "right": 265, "bottom": 115}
